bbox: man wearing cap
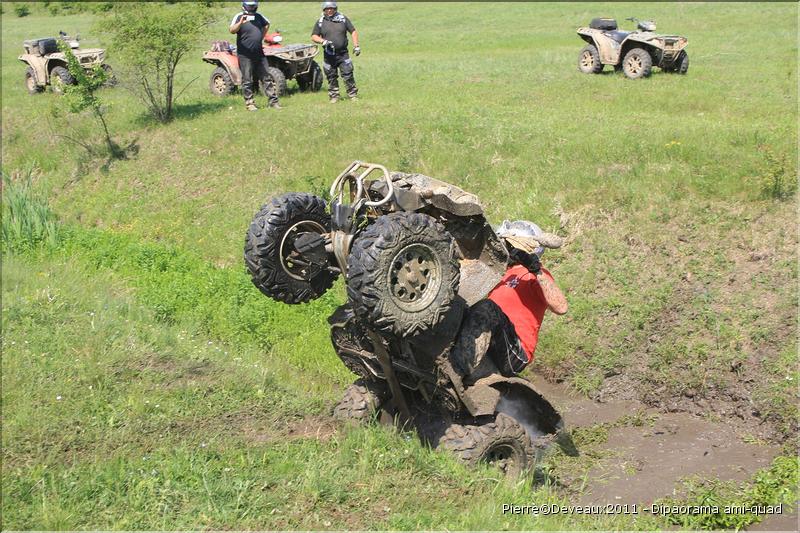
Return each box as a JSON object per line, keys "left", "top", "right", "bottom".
{"left": 449, "top": 222, "right": 568, "bottom": 381}
{"left": 230, "top": 0, "right": 280, "bottom": 111}
{"left": 310, "top": 1, "right": 360, "bottom": 103}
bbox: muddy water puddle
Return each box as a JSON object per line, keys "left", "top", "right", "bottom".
{"left": 531, "top": 376, "right": 780, "bottom": 506}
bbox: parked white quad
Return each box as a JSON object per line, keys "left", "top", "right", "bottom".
{"left": 19, "top": 32, "right": 114, "bottom": 95}
{"left": 577, "top": 17, "right": 689, "bottom": 79}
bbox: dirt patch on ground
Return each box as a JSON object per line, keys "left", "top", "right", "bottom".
{"left": 532, "top": 376, "right": 780, "bottom": 506}
{"left": 548, "top": 198, "right": 797, "bottom": 444}
{"left": 169, "top": 409, "right": 338, "bottom": 446}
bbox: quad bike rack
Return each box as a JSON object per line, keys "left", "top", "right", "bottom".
{"left": 330, "top": 160, "right": 395, "bottom": 208}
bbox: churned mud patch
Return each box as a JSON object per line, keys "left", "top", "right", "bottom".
{"left": 532, "top": 377, "right": 780, "bottom": 506}
{"left": 190, "top": 410, "right": 339, "bottom": 445}
{"left": 546, "top": 198, "right": 797, "bottom": 444}
{"left": 166, "top": 407, "right": 338, "bottom": 447}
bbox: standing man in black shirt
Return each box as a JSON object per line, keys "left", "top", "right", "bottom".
{"left": 311, "top": 1, "right": 360, "bottom": 103}
{"left": 230, "top": 0, "right": 280, "bottom": 111}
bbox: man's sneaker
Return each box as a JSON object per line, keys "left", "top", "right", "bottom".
{"left": 329, "top": 97, "right": 339, "bottom": 104}
{"left": 269, "top": 102, "right": 282, "bottom": 109}
{"left": 245, "top": 101, "right": 258, "bottom": 111}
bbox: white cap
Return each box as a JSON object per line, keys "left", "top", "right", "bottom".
{"left": 496, "top": 220, "right": 545, "bottom": 257}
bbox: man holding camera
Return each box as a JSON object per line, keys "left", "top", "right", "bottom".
{"left": 230, "top": 0, "right": 280, "bottom": 111}
{"left": 310, "top": 1, "right": 360, "bottom": 103}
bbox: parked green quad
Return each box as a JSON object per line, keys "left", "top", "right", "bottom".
{"left": 577, "top": 17, "right": 689, "bottom": 79}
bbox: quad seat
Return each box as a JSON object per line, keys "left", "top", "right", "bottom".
{"left": 590, "top": 18, "right": 617, "bottom": 31}
{"left": 605, "top": 30, "right": 630, "bottom": 43}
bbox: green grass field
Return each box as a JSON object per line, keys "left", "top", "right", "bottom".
{"left": 2, "top": 2, "right": 798, "bottom": 530}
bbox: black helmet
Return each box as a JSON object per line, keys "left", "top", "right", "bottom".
{"left": 322, "top": 1, "right": 337, "bottom": 10}
{"left": 242, "top": 1, "right": 258, "bottom": 13}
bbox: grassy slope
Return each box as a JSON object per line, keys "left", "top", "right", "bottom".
{"left": 3, "top": 252, "right": 660, "bottom": 531}
{"left": 2, "top": 1, "right": 798, "bottom": 529}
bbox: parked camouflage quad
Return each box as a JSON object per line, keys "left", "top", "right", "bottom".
{"left": 244, "top": 161, "right": 575, "bottom": 476}
{"left": 202, "top": 32, "right": 322, "bottom": 97}
{"left": 19, "top": 32, "right": 114, "bottom": 94}
{"left": 577, "top": 17, "right": 689, "bottom": 79}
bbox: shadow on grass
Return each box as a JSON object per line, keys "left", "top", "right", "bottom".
{"left": 132, "top": 99, "right": 231, "bottom": 127}
{"left": 171, "top": 100, "right": 232, "bottom": 120}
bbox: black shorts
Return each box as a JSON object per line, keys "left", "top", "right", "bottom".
{"left": 488, "top": 309, "right": 530, "bottom": 376}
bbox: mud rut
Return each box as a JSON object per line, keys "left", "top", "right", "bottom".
{"left": 528, "top": 376, "right": 780, "bottom": 505}
{"left": 245, "top": 376, "right": 793, "bottom": 528}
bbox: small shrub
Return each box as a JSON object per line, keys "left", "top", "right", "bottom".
{"left": 56, "top": 40, "right": 123, "bottom": 160}
{"left": 99, "top": 3, "right": 216, "bottom": 123}
{"left": 756, "top": 145, "right": 795, "bottom": 200}
{"left": 14, "top": 4, "right": 30, "bottom": 17}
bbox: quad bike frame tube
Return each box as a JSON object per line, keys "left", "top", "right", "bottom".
{"left": 330, "top": 161, "right": 395, "bottom": 208}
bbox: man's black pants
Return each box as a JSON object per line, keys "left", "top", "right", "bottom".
{"left": 239, "top": 54, "right": 278, "bottom": 104}
{"left": 322, "top": 50, "right": 357, "bottom": 99}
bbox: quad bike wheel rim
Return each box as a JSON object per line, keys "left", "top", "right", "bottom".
{"left": 212, "top": 74, "right": 227, "bottom": 94}
{"left": 580, "top": 51, "right": 594, "bottom": 69}
{"left": 279, "top": 220, "right": 326, "bottom": 281}
{"left": 52, "top": 77, "right": 64, "bottom": 94}
{"left": 625, "top": 55, "right": 642, "bottom": 75}
{"left": 485, "top": 443, "right": 518, "bottom": 475}
{"left": 388, "top": 243, "right": 441, "bottom": 312}
{"left": 26, "top": 74, "right": 36, "bottom": 92}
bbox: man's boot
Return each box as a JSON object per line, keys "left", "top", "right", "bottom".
{"left": 245, "top": 99, "right": 258, "bottom": 111}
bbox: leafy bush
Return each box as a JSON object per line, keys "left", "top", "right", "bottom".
{"left": 14, "top": 3, "right": 30, "bottom": 17}
{"left": 1, "top": 168, "right": 60, "bottom": 253}
{"left": 99, "top": 2, "right": 215, "bottom": 122}
{"left": 56, "top": 40, "right": 122, "bottom": 160}
{"left": 756, "top": 145, "right": 795, "bottom": 200}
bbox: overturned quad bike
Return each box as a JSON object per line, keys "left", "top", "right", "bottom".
{"left": 244, "top": 161, "right": 573, "bottom": 476}
{"left": 203, "top": 32, "right": 322, "bottom": 98}
{"left": 577, "top": 17, "right": 688, "bottom": 79}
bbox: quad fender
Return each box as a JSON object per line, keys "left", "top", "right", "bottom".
{"left": 619, "top": 35, "right": 659, "bottom": 63}
{"left": 463, "top": 376, "right": 562, "bottom": 435}
{"left": 18, "top": 56, "right": 48, "bottom": 85}
{"left": 577, "top": 28, "right": 621, "bottom": 64}
{"left": 463, "top": 375, "right": 575, "bottom": 455}
{"left": 202, "top": 51, "right": 241, "bottom": 85}
{"left": 45, "top": 57, "right": 68, "bottom": 76}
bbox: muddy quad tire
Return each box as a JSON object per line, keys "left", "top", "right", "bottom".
{"left": 50, "top": 65, "right": 75, "bottom": 94}
{"left": 297, "top": 62, "right": 323, "bottom": 92}
{"left": 101, "top": 64, "right": 118, "bottom": 87}
{"left": 664, "top": 51, "right": 689, "bottom": 75}
{"left": 578, "top": 44, "right": 603, "bottom": 74}
{"left": 674, "top": 51, "right": 689, "bottom": 74}
{"left": 264, "top": 66, "right": 287, "bottom": 97}
{"left": 438, "top": 414, "right": 535, "bottom": 477}
{"left": 209, "top": 66, "right": 234, "bottom": 96}
{"left": 622, "top": 48, "right": 653, "bottom": 79}
{"left": 347, "top": 212, "right": 460, "bottom": 338}
{"left": 25, "top": 67, "right": 43, "bottom": 94}
{"left": 333, "top": 379, "right": 386, "bottom": 423}
{"left": 245, "top": 193, "right": 338, "bottom": 304}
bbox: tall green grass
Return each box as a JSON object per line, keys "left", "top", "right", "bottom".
{"left": 1, "top": 167, "right": 60, "bottom": 252}
{"left": 3, "top": 252, "right": 662, "bottom": 531}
